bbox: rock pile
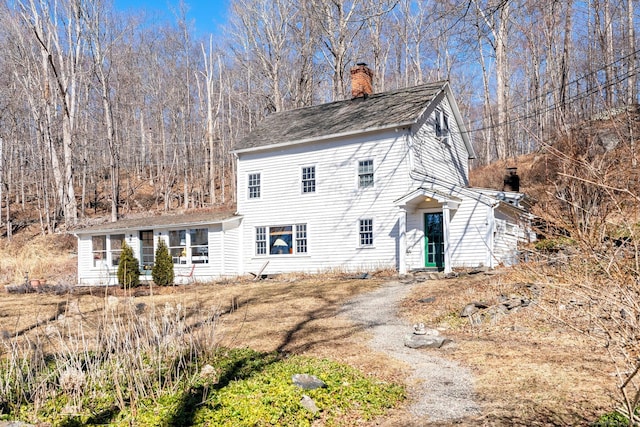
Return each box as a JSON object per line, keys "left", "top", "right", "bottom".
{"left": 460, "top": 283, "right": 542, "bottom": 325}
{"left": 404, "top": 323, "right": 452, "bottom": 349}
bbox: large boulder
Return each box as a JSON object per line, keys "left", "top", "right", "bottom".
{"left": 292, "top": 373, "right": 326, "bottom": 390}
{"left": 404, "top": 333, "right": 451, "bottom": 349}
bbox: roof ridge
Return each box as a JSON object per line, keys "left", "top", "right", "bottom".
{"left": 268, "top": 80, "right": 449, "bottom": 116}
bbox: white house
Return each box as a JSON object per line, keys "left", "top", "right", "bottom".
{"left": 74, "top": 65, "right": 532, "bottom": 285}
{"left": 74, "top": 212, "right": 242, "bottom": 285}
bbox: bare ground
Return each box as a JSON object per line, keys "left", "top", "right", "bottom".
{"left": 0, "top": 270, "right": 618, "bottom": 425}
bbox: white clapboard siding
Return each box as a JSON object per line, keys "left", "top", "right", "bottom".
{"left": 76, "top": 220, "right": 243, "bottom": 286}
{"left": 448, "top": 201, "right": 493, "bottom": 268}
{"left": 77, "top": 234, "right": 119, "bottom": 286}
{"left": 402, "top": 196, "right": 492, "bottom": 271}
{"left": 237, "top": 129, "right": 414, "bottom": 274}
{"left": 492, "top": 208, "right": 522, "bottom": 266}
{"left": 223, "top": 219, "right": 242, "bottom": 276}
{"left": 412, "top": 97, "right": 470, "bottom": 187}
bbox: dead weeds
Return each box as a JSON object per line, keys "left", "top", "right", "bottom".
{"left": 401, "top": 269, "right": 616, "bottom": 426}
{"left": 0, "top": 270, "right": 619, "bottom": 425}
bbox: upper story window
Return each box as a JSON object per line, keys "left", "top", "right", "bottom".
{"left": 248, "top": 173, "right": 261, "bottom": 199}
{"left": 302, "top": 166, "right": 316, "bottom": 193}
{"left": 358, "top": 160, "right": 374, "bottom": 188}
{"left": 359, "top": 219, "right": 373, "bottom": 247}
{"left": 435, "top": 109, "right": 450, "bottom": 139}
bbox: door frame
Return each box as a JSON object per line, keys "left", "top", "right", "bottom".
{"left": 424, "top": 212, "right": 444, "bottom": 270}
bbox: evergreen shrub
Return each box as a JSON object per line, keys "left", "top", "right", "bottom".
{"left": 117, "top": 241, "right": 140, "bottom": 288}
{"left": 152, "top": 240, "right": 174, "bottom": 286}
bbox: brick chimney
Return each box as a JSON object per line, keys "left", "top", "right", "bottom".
{"left": 350, "top": 63, "right": 373, "bottom": 99}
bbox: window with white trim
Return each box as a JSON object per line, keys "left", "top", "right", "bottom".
{"left": 256, "top": 227, "right": 267, "bottom": 255}
{"left": 301, "top": 166, "right": 316, "bottom": 193}
{"left": 358, "top": 160, "right": 374, "bottom": 188}
{"left": 110, "top": 234, "right": 125, "bottom": 266}
{"left": 168, "top": 228, "right": 209, "bottom": 264}
{"left": 255, "top": 224, "right": 308, "bottom": 255}
{"left": 435, "top": 109, "right": 450, "bottom": 139}
{"left": 92, "top": 235, "right": 106, "bottom": 267}
{"left": 248, "top": 173, "right": 261, "bottom": 199}
{"left": 359, "top": 219, "right": 373, "bottom": 247}
{"left": 295, "top": 224, "right": 308, "bottom": 253}
{"left": 92, "top": 234, "right": 125, "bottom": 267}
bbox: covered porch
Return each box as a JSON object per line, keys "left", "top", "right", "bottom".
{"left": 395, "top": 188, "right": 461, "bottom": 275}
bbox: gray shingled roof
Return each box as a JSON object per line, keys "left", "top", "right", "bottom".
{"left": 73, "top": 210, "right": 238, "bottom": 234}
{"left": 233, "top": 81, "right": 447, "bottom": 152}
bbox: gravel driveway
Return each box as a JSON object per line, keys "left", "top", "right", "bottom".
{"left": 340, "top": 280, "right": 480, "bottom": 423}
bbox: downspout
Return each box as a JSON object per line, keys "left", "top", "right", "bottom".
{"left": 487, "top": 202, "right": 499, "bottom": 268}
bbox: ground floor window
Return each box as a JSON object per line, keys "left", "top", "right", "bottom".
{"left": 140, "top": 230, "right": 154, "bottom": 267}
{"left": 92, "top": 236, "right": 106, "bottom": 267}
{"left": 359, "top": 219, "right": 373, "bottom": 247}
{"left": 168, "top": 228, "right": 209, "bottom": 264}
{"left": 255, "top": 224, "right": 308, "bottom": 255}
{"left": 92, "top": 234, "right": 125, "bottom": 267}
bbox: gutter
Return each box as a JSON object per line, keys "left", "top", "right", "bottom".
{"left": 232, "top": 121, "right": 417, "bottom": 155}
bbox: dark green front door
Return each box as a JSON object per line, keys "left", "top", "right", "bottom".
{"left": 424, "top": 213, "right": 444, "bottom": 269}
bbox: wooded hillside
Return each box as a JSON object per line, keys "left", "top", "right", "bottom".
{"left": 0, "top": 0, "right": 638, "bottom": 235}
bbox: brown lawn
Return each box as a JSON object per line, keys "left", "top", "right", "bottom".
{"left": 0, "top": 270, "right": 617, "bottom": 426}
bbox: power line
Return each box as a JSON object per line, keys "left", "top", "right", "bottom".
{"left": 465, "top": 48, "right": 640, "bottom": 135}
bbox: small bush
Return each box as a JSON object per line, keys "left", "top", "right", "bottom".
{"left": 117, "top": 241, "right": 140, "bottom": 288}
{"left": 152, "top": 240, "right": 174, "bottom": 286}
{"left": 592, "top": 410, "right": 629, "bottom": 426}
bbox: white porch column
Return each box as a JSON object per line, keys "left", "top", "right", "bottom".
{"left": 442, "top": 203, "right": 452, "bottom": 274}
{"left": 398, "top": 206, "right": 407, "bottom": 274}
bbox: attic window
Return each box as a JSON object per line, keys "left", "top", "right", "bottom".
{"left": 435, "top": 109, "right": 449, "bottom": 139}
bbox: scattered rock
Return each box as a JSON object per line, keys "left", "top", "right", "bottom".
{"left": 404, "top": 333, "right": 451, "bottom": 349}
{"left": 418, "top": 296, "right": 436, "bottom": 304}
{"left": 499, "top": 295, "right": 529, "bottom": 310}
{"left": 468, "top": 267, "right": 489, "bottom": 275}
{"left": 412, "top": 323, "right": 439, "bottom": 336}
{"left": 300, "top": 394, "right": 320, "bottom": 414}
{"left": 292, "top": 373, "right": 326, "bottom": 390}
{"left": 134, "top": 288, "right": 150, "bottom": 297}
{"left": 481, "top": 305, "right": 509, "bottom": 324}
{"left": 460, "top": 302, "right": 489, "bottom": 317}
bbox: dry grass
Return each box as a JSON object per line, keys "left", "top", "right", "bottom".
{"left": 0, "top": 233, "right": 77, "bottom": 285}
{"left": 400, "top": 269, "right": 616, "bottom": 426}
{"left": 0, "top": 267, "right": 619, "bottom": 426}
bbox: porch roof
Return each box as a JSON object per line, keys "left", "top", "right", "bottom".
{"left": 73, "top": 210, "right": 239, "bottom": 235}
{"left": 394, "top": 188, "right": 462, "bottom": 208}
